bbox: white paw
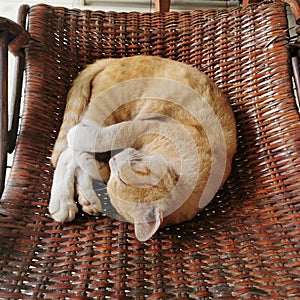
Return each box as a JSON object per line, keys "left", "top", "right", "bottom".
{"left": 49, "top": 197, "right": 78, "bottom": 223}
{"left": 78, "top": 190, "right": 102, "bottom": 216}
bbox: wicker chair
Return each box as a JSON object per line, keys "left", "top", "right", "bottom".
{"left": 0, "top": 0, "right": 300, "bottom": 298}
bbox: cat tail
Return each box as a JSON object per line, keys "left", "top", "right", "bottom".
{"left": 51, "top": 58, "right": 114, "bottom": 167}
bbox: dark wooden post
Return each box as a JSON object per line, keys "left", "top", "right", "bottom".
{"left": 0, "top": 31, "right": 9, "bottom": 195}
{"left": 154, "top": 0, "right": 170, "bottom": 12}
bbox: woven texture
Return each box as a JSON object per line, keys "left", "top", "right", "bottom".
{"left": 1, "top": 2, "right": 300, "bottom": 299}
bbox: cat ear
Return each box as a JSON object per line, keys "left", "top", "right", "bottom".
{"left": 134, "top": 209, "right": 163, "bottom": 242}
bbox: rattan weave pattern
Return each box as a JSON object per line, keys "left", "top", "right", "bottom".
{"left": 0, "top": 2, "right": 299, "bottom": 299}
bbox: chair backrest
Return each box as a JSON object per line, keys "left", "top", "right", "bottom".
{"left": 0, "top": 1, "right": 300, "bottom": 299}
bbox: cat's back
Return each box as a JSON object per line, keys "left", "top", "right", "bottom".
{"left": 83, "top": 56, "right": 231, "bottom": 127}
{"left": 90, "top": 55, "right": 207, "bottom": 93}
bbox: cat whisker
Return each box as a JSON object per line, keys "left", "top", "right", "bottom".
{"left": 94, "top": 187, "right": 107, "bottom": 192}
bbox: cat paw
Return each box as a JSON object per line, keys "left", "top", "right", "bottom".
{"left": 49, "top": 199, "right": 78, "bottom": 223}
{"left": 78, "top": 193, "right": 102, "bottom": 216}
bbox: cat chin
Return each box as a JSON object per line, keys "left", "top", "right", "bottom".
{"left": 108, "top": 192, "right": 164, "bottom": 241}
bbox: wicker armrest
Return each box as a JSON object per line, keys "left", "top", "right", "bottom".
{"left": 0, "top": 16, "right": 29, "bottom": 194}
{"left": 0, "top": 17, "right": 29, "bottom": 56}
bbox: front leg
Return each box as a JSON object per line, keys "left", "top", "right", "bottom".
{"left": 76, "top": 167, "right": 102, "bottom": 216}
{"left": 74, "top": 150, "right": 110, "bottom": 182}
{"left": 49, "top": 147, "right": 78, "bottom": 223}
{"left": 67, "top": 120, "right": 158, "bottom": 153}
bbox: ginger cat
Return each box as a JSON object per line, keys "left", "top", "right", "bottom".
{"left": 49, "top": 56, "right": 237, "bottom": 241}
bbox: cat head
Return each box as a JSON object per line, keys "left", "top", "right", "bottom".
{"left": 107, "top": 148, "right": 179, "bottom": 242}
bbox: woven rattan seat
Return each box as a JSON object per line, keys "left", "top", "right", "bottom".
{"left": 0, "top": 1, "right": 300, "bottom": 298}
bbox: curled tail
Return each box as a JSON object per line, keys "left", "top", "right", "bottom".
{"left": 51, "top": 58, "right": 114, "bottom": 167}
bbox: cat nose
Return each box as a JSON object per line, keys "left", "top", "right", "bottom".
{"left": 111, "top": 156, "right": 116, "bottom": 161}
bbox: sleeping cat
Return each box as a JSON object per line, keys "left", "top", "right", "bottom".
{"left": 49, "top": 55, "right": 237, "bottom": 241}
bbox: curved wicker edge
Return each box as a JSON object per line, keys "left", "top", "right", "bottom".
{"left": 242, "top": 0, "right": 300, "bottom": 24}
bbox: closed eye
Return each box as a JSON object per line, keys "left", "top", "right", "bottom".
{"left": 118, "top": 173, "right": 128, "bottom": 185}
{"left": 128, "top": 155, "right": 143, "bottom": 162}
{"left": 134, "top": 157, "right": 142, "bottom": 162}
